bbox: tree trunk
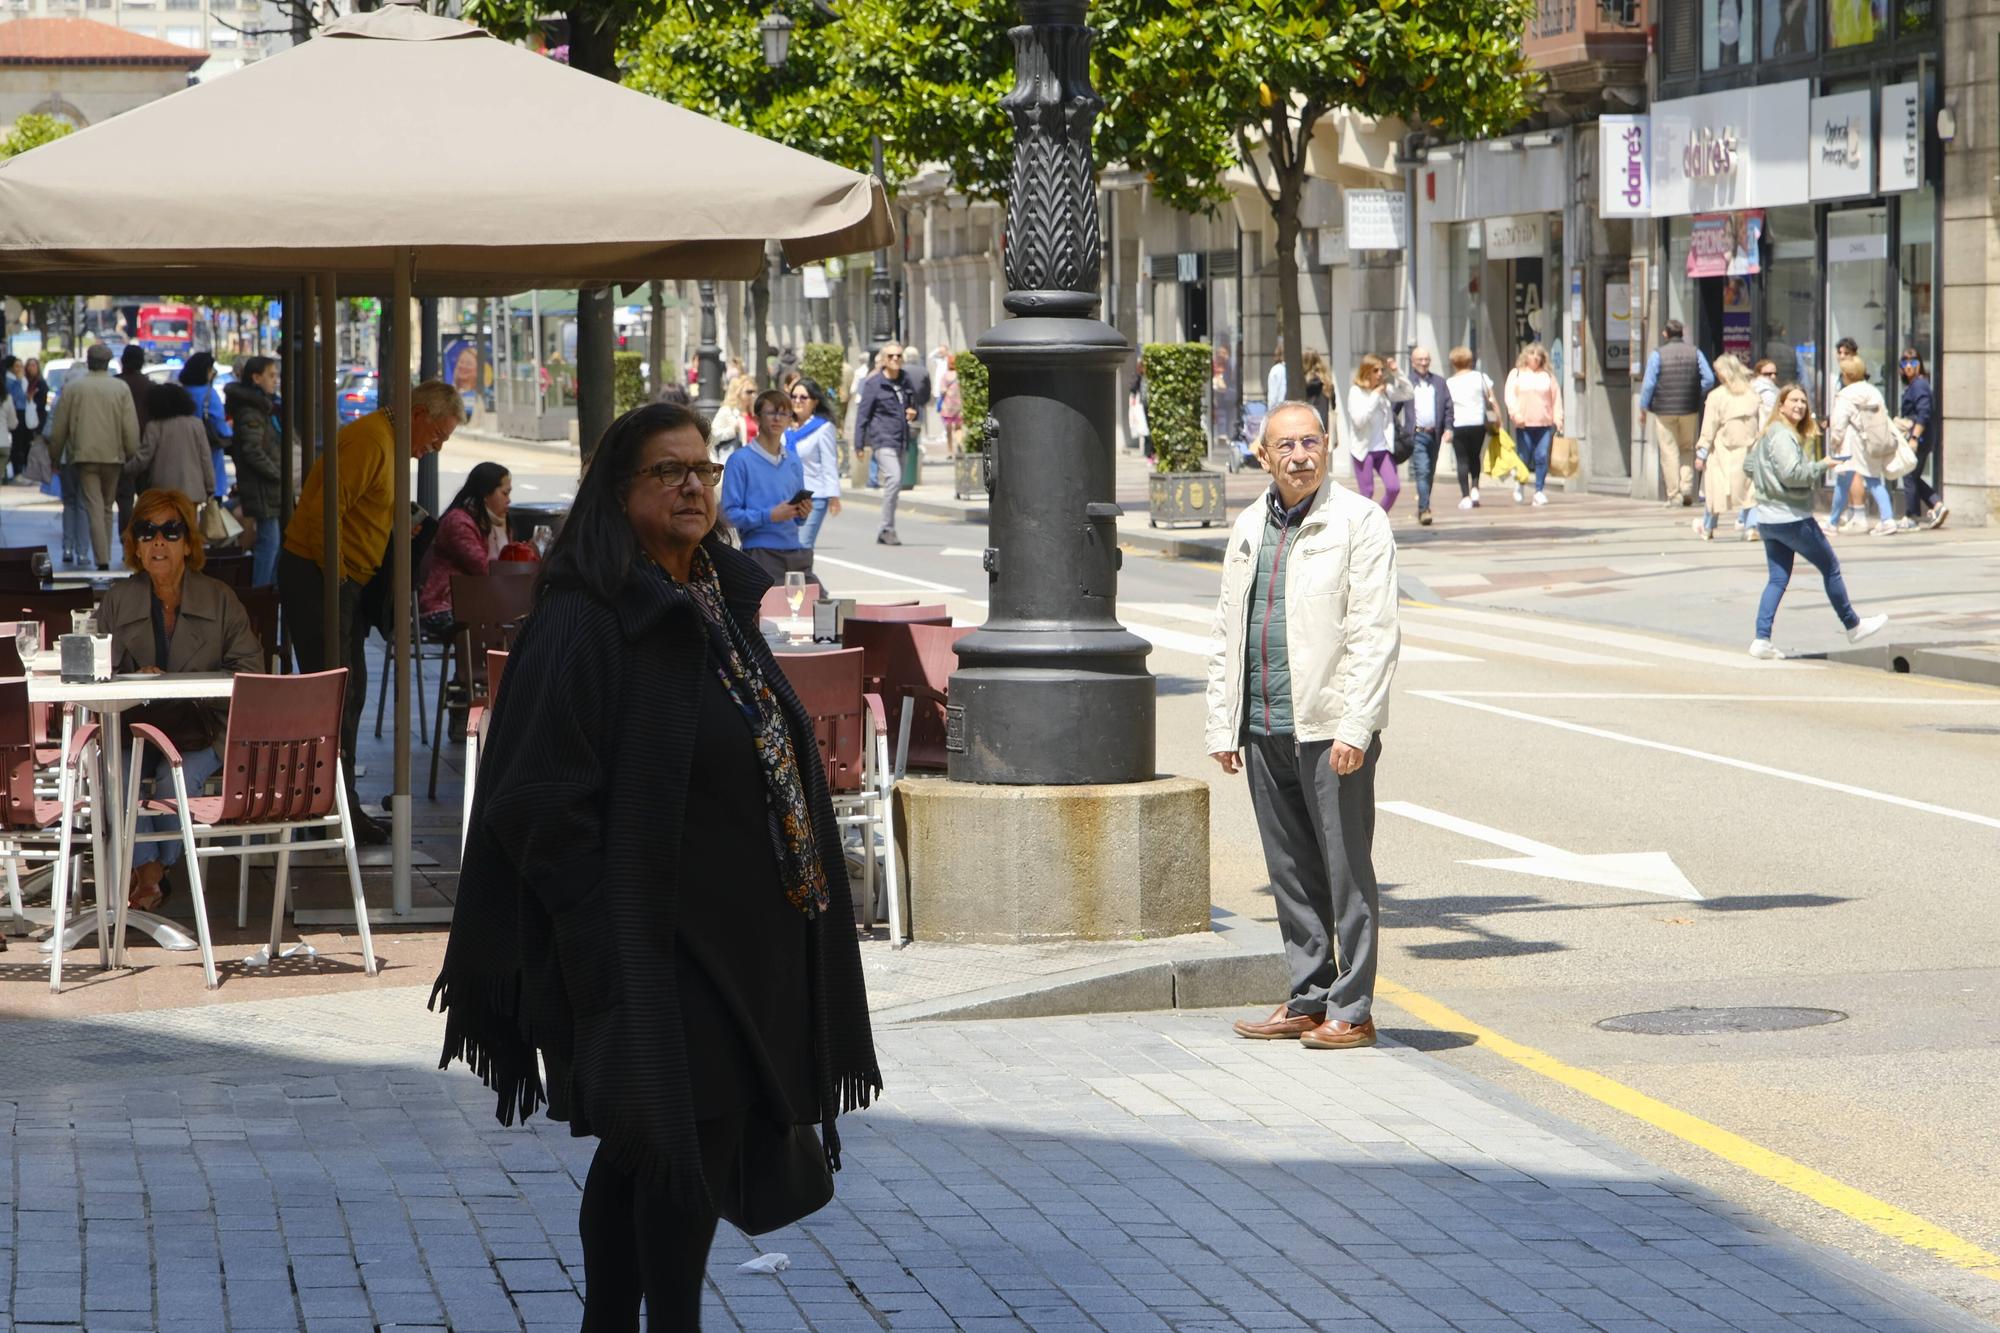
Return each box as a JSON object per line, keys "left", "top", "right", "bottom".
{"left": 751, "top": 257, "right": 773, "bottom": 386}
{"left": 646, "top": 281, "right": 666, "bottom": 400}
{"left": 567, "top": 11, "right": 621, "bottom": 469}
{"left": 1273, "top": 177, "right": 1306, "bottom": 415}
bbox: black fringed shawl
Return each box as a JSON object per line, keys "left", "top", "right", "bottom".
{"left": 430, "top": 539, "right": 881, "bottom": 1209}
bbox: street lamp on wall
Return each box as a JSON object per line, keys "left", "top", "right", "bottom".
{"left": 760, "top": 4, "right": 898, "bottom": 347}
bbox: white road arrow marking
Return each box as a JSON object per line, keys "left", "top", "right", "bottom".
{"left": 1380, "top": 800, "right": 1702, "bottom": 901}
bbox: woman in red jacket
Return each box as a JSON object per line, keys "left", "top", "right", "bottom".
{"left": 420, "top": 462, "right": 511, "bottom": 637}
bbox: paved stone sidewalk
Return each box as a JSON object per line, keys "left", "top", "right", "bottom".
{"left": 1, "top": 987, "right": 1986, "bottom": 1331}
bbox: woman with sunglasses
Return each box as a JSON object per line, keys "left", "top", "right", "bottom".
{"left": 435, "top": 402, "right": 879, "bottom": 1329}
{"left": 97, "top": 487, "right": 265, "bottom": 911}
{"left": 786, "top": 376, "right": 842, "bottom": 551}
{"left": 720, "top": 388, "right": 815, "bottom": 586}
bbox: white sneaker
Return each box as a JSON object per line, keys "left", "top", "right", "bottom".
{"left": 1847, "top": 614, "right": 1888, "bottom": 644}
{"left": 1870, "top": 521, "right": 1898, "bottom": 537}
{"left": 1532, "top": 491, "right": 1548, "bottom": 507}
{"left": 1896, "top": 517, "right": 1918, "bottom": 532}
{"left": 1748, "top": 639, "right": 1784, "bottom": 660}
{"left": 1469, "top": 487, "right": 1481, "bottom": 507}
{"left": 1513, "top": 483, "right": 1525, "bottom": 504}
{"left": 1457, "top": 496, "right": 1475, "bottom": 510}
{"left": 1692, "top": 517, "right": 1710, "bottom": 539}
{"left": 1929, "top": 504, "right": 1950, "bottom": 529}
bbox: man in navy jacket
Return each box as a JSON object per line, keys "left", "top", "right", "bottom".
{"left": 1898, "top": 350, "right": 1945, "bottom": 529}
{"left": 855, "top": 346, "right": 917, "bottom": 545}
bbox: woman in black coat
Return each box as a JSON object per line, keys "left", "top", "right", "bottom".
{"left": 433, "top": 401, "right": 880, "bottom": 1330}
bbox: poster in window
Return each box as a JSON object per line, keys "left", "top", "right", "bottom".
{"left": 1829, "top": 0, "right": 1884, "bottom": 45}
{"left": 1512, "top": 259, "right": 1545, "bottom": 353}
{"left": 1703, "top": 0, "right": 1755, "bottom": 68}
{"left": 1722, "top": 277, "right": 1754, "bottom": 360}
{"left": 1760, "top": 0, "right": 1817, "bottom": 57}
{"left": 1605, "top": 282, "right": 1632, "bottom": 375}
{"left": 1686, "top": 211, "right": 1764, "bottom": 278}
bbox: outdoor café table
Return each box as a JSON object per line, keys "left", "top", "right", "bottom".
{"left": 30, "top": 671, "right": 235, "bottom": 965}
{"left": 763, "top": 619, "right": 841, "bottom": 654}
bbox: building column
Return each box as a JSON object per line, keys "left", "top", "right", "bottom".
{"left": 1941, "top": 0, "right": 1997, "bottom": 524}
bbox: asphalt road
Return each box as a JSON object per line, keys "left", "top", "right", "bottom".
{"left": 448, "top": 440, "right": 2000, "bottom": 1325}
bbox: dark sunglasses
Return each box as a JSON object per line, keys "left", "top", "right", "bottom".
{"left": 133, "top": 519, "right": 188, "bottom": 542}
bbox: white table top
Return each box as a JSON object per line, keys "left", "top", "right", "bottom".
{"left": 28, "top": 672, "right": 235, "bottom": 707}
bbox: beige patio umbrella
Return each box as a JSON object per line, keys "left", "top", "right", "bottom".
{"left": 0, "top": 1, "right": 895, "bottom": 920}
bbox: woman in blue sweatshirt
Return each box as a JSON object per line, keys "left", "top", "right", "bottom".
{"left": 720, "top": 387, "right": 813, "bottom": 585}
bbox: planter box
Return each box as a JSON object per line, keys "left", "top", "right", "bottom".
{"left": 1148, "top": 471, "right": 1226, "bottom": 528}
{"left": 953, "top": 452, "right": 984, "bottom": 499}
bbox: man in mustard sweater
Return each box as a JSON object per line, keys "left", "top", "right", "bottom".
{"left": 279, "top": 379, "right": 462, "bottom": 840}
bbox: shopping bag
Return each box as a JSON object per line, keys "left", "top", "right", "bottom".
{"left": 198, "top": 497, "right": 244, "bottom": 545}
{"left": 1484, "top": 428, "right": 1532, "bottom": 484}
{"left": 1550, "top": 435, "right": 1581, "bottom": 479}
{"left": 1881, "top": 439, "right": 1919, "bottom": 481}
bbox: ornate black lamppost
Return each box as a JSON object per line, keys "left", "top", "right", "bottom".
{"left": 946, "top": 0, "right": 1154, "bottom": 785}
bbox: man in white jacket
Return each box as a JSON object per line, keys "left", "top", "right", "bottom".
{"left": 1206, "top": 400, "right": 1401, "bottom": 1050}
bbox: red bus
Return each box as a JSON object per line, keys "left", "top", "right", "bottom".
{"left": 136, "top": 303, "right": 194, "bottom": 358}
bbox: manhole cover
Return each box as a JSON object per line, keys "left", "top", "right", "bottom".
{"left": 1596, "top": 1006, "right": 1846, "bottom": 1036}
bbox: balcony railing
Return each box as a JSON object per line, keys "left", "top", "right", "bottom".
{"left": 1525, "top": 0, "right": 1648, "bottom": 75}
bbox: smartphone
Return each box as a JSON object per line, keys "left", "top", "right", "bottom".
{"left": 789, "top": 489, "right": 814, "bottom": 507}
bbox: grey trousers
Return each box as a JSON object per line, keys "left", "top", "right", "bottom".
{"left": 875, "top": 446, "right": 902, "bottom": 535}
{"left": 1243, "top": 730, "right": 1382, "bottom": 1024}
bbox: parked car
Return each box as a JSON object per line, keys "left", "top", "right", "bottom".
{"left": 337, "top": 369, "right": 379, "bottom": 423}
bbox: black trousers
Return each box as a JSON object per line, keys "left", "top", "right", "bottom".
{"left": 579, "top": 1116, "right": 745, "bottom": 1331}
{"left": 277, "top": 549, "right": 366, "bottom": 782}
{"left": 8, "top": 425, "right": 32, "bottom": 478}
{"left": 1904, "top": 439, "right": 1941, "bottom": 517}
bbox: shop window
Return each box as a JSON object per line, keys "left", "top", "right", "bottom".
{"left": 1900, "top": 0, "right": 1934, "bottom": 33}
{"left": 1703, "top": 0, "right": 1756, "bottom": 68}
{"left": 1826, "top": 206, "right": 1889, "bottom": 402}
{"left": 1662, "top": 0, "right": 1699, "bottom": 79}
{"left": 1761, "top": 0, "right": 1817, "bottom": 56}
{"left": 1828, "top": 0, "right": 1885, "bottom": 45}
{"left": 1760, "top": 207, "right": 1820, "bottom": 411}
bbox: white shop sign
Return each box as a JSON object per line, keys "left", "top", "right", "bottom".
{"left": 1810, "top": 90, "right": 1874, "bottom": 200}
{"left": 1345, "top": 189, "right": 1407, "bottom": 250}
{"left": 800, "top": 265, "right": 830, "bottom": 299}
{"left": 1484, "top": 214, "right": 1545, "bottom": 260}
{"left": 1317, "top": 225, "right": 1350, "bottom": 266}
{"left": 1879, "top": 82, "right": 1922, "bottom": 194}
{"left": 1650, "top": 81, "right": 1811, "bottom": 217}
{"left": 1829, "top": 232, "right": 1888, "bottom": 263}
{"left": 1599, "top": 115, "right": 1651, "bottom": 218}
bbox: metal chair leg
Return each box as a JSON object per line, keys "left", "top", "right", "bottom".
{"left": 335, "top": 762, "right": 379, "bottom": 977}
{"left": 164, "top": 760, "right": 218, "bottom": 990}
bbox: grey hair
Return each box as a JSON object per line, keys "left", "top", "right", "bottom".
{"left": 411, "top": 378, "right": 465, "bottom": 423}
{"left": 1262, "top": 398, "right": 1327, "bottom": 443}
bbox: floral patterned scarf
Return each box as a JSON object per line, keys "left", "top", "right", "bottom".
{"left": 668, "top": 549, "right": 830, "bottom": 918}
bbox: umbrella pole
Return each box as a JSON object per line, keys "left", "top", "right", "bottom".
{"left": 318, "top": 273, "right": 340, "bottom": 666}
{"left": 390, "top": 248, "right": 414, "bottom": 916}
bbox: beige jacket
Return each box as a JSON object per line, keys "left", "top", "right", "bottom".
{"left": 1828, "top": 380, "right": 1890, "bottom": 479}
{"left": 99, "top": 569, "right": 264, "bottom": 747}
{"left": 49, "top": 368, "right": 139, "bottom": 467}
{"left": 1205, "top": 482, "right": 1400, "bottom": 753}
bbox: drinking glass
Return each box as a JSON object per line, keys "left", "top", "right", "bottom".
{"left": 784, "top": 571, "right": 807, "bottom": 639}
{"left": 15, "top": 621, "right": 38, "bottom": 662}
{"left": 31, "top": 552, "right": 51, "bottom": 581}
{"left": 532, "top": 524, "right": 554, "bottom": 557}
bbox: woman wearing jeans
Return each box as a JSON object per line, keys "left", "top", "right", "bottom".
{"left": 1746, "top": 383, "right": 1887, "bottom": 660}
{"left": 1503, "top": 343, "right": 1563, "bottom": 506}
{"left": 787, "top": 376, "right": 842, "bottom": 550}
{"left": 1337, "top": 353, "right": 1412, "bottom": 511}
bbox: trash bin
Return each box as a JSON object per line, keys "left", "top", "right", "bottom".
{"left": 902, "top": 443, "right": 921, "bottom": 489}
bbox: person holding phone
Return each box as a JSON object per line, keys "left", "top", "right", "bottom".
{"left": 720, "top": 387, "right": 817, "bottom": 586}
{"left": 1743, "top": 382, "right": 1887, "bottom": 660}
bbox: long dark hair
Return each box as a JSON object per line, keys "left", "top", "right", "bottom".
{"left": 179, "top": 351, "right": 216, "bottom": 388}
{"left": 540, "top": 402, "right": 711, "bottom": 605}
{"left": 446, "top": 462, "right": 510, "bottom": 537}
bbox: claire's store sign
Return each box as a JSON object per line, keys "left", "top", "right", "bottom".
{"left": 1599, "top": 115, "right": 1651, "bottom": 218}
{"left": 1682, "top": 126, "right": 1740, "bottom": 179}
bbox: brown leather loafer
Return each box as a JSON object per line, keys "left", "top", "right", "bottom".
{"left": 1300, "top": 1017, "right": 1377, "bottom": 1050}
{"left": 1232, "top": 1004, "right": 1323, "bottom": 1040}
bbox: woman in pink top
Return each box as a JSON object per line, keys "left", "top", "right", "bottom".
{"left": 420, "top": 462, "right": 511, "bottom": 638}
{"left": 1502, "top": 344, "right": 1564, "bottom": 506}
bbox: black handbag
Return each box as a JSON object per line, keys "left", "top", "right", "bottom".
{"left": 1391, "top": 415, "right": 1416, "bottom": 466}
{"left": 716, "top": 1118, "right": 833, "bottom": 1236}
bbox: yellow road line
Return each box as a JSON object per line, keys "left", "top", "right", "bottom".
{"left": 1375, "top": 978, "right": 2000, "bottom": 1282}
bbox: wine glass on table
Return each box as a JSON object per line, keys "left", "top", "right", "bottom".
{"left": 784, "top": 571, "right": 807, "bottom": 642}
{"left": 15, "top": 620, "right": 39, "bottom": 666}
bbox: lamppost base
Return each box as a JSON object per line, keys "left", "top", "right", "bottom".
{"left": 893, "top": 775, "right": 1210, "bottom": 943}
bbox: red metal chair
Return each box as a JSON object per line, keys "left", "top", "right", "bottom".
{"left": 841, "top": 621, "right": 971, "bottom": 776}
{"left": 121, "top": 669, "right": 379, "bottom": 990}
{"left": 845, "top": 602, "right": 949, "bottom": 625}
{"left": 428, "top": 573, "right": 535, "bottom": 800}
{"left": 460, "top": 650, "right": 508, "bottom": 855}
{"left": 0, "top": 679, "right": 107, "bottom": 992}
{"left": 775, "top": 648, "right": 903, "bottom": 943}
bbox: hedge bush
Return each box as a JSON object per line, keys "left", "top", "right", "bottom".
{"left": 1141, "top": 342, "right": 1211, "bottom": 473}
{"left": 956, "top": 351, "right": 990, "bottom": 453}
{"left": 612, "top": 351, "right": 647, "bottom": 415}
{"left": 802, "top": 342, "right": 845, "bottom": 413}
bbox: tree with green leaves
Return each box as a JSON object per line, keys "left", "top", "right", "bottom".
{"left": 0, "top": 113, "right": 75, "bottom": 160}
{"left": 1095, "top": 0, "right": 1540, "bottom": 398}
